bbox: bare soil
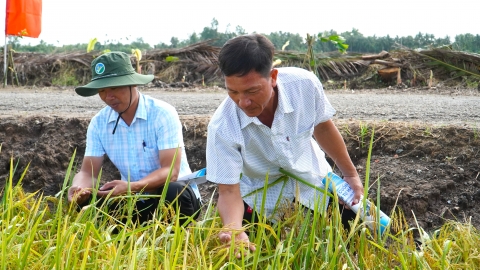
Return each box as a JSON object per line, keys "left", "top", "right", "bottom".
{"left": 0, "top": 85, "right": 479, "bottom": 232}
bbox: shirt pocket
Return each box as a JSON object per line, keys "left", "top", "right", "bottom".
{"left": 142, "top": 147, "right": 160, "bottom": 171}
{"left": 288, "top": 124, "right": 314, "bottom": 165}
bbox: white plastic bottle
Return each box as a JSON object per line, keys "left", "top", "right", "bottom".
{"left": 322, "top": 172, "right": 390, "bottom": 235}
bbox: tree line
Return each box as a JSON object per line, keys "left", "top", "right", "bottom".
{"left": 6, "top": 18, "right": 480, "bottom": 54}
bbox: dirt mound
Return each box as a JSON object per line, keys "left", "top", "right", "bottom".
{"left": 0, "top": 116, "right": 209, "bottom": 195}
{"left": 342, "top": 122, "right": 480, "bottom": 230}
{"left": 1, "top": 116, "right": 479, "bottom": 231}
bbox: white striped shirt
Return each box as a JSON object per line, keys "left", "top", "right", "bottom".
{"left": 206, "top": 67, "right": 336, "bottom": 217}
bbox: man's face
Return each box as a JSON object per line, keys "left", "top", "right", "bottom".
{"left": 225, "top": 70, "right": 278, "bottom": 117}
{"left": 98, "top": 86, "right": 134, "bottom": 113}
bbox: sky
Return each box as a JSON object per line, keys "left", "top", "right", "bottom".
{"left": 1, "top": 0, "right": 479, "bottom": 47}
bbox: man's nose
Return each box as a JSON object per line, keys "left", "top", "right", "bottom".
{"left": 105, "top": 90, "right": 115, "bottom": 99}
{"left": 238, "top": 96, "right": 251, "bottom": 108}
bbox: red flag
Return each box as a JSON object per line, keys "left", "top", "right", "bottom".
{"left": 5, "top": 0, "right": 42, "bottom": 38}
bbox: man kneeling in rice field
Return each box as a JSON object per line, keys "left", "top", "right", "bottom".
{"left": 68, "top": 51, "right": 201, "bottom": 227}
{"left": 206, "top": 34, "right": 364, "bottom": 252}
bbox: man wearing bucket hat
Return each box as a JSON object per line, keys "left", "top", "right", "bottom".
{"left": 68, "top": 51, "right": 201, "bottom": 226}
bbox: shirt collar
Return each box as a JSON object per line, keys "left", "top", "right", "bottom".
{"left": 108, "top": 92, "right": 147, "bottom": 123}
{"left": 239, "top": 77, "right": 294, "bottom": 129}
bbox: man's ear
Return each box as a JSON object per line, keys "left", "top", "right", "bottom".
{"left": 270, "top": 69, "right": 278, "bottom": 87}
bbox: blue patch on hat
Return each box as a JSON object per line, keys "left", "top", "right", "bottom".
{"left": 95, "top": 63, "right": 105, "bottom": 75}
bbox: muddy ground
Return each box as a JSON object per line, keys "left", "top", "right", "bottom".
{"left": 0, "top": 86, "right": 479, "bottom": 232}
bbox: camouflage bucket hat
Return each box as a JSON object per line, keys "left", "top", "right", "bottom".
{"left": 75, "top": 51, "right": 153, "bottom": 97}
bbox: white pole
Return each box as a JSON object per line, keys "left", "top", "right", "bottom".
{"left": 3, "top": 36, "right": 7, "bottom": 87}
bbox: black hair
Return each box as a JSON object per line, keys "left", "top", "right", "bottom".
{"left": 218, "top": 34, "right": 274, "bottom": 78}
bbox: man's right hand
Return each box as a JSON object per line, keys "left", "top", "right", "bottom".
{"left": 219, "top": 230, "right": 256, "bottom": 258}
{"left": 67, "top": 186, "right": 92, "bottom": 205}
{"left": 68, "top": 156, "right": 103, "bottom": 206}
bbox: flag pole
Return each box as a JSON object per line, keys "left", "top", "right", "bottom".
{"left": 3, "top": 35, "right": 7, "bottom": 87}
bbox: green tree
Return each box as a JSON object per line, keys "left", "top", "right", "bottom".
{"left": 188, "top": 33, "right": 199, "bottom": 44}
{"left": 170, "top": 37, "right": 180, "bottom": 48}
{"left": 266, "top": 31, "right": 306, "bottom": 51}
{"left": 200, "top": 18, "right": 219, "bottom": 41}
{"left": 235, "top": 25, "right": 246, "bottom": 35}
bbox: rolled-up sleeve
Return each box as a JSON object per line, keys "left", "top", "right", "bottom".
{"left": 156, "top": 107, "right": 184, "bottom": 150}
{"left": 85, "top": 118, "right": 105, "bottom": 157}
{"left": 206, "top": 122, "right": 243, "bottom": 184}
{"left": 312, "top": 74, "right": 336, "bottom": 125}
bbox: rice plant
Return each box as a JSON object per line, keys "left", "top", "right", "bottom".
{"left": 1, "top": 146, "right": 479, "bottom": 269}
{"left": 359, "top": 122, "right": 369, "bottom": 148}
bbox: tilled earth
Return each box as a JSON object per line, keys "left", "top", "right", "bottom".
{"left": 0, "top": 85, "right": 479, "bottom": 232}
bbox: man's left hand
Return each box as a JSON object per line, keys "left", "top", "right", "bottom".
{"left": 97, "top": 180, "right": 134, "bottom": 197}
{"left": 343, "top": 175, "right": 364, "bottom": 206}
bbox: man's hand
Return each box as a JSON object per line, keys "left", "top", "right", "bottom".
{"left": 313, "top": 121, "right": 364, "bottom": 206}
{"left": 68, "top": 186, "right": 92, "bottom": 205}
{"left": 219, "top": 230, "right": 256, "bottom": 258}
{"left": 343, "top": 175, "right": 364, "bottom": 206}
{"left": 69, "top": 156, "right": 103, "bottom": 205}
{"left": 216, "top": 184, "right": 253, "bottom": 258}
{"left": 97, "top": 180, "right": 133, "bottom": 197}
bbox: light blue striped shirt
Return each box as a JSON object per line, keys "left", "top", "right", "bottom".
{"left": 85, "top": 92, "right": 200, "bottom": 198}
